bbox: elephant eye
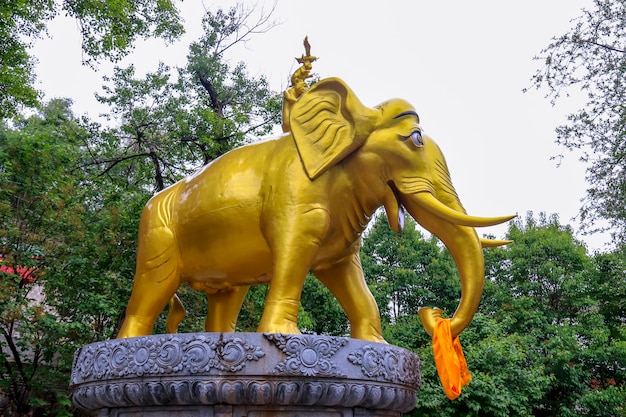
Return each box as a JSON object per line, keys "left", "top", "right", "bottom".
{"left": 409, "top": 130, "right": 424, "bottom": 147}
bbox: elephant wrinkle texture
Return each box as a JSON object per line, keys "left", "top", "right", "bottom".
{"left": 116, "top": 76, "right": 515, "bottom": 344}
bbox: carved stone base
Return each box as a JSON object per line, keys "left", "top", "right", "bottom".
{"left": 70, "top": 333, "right": 421, "bottom": 416}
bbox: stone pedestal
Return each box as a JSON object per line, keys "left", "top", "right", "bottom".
{"left": 70, "top": 333, "right": 421, "bottom": 416}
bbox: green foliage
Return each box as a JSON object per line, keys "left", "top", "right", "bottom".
{"left": 482, "top": 212, "right": 626, "bottom": 416}
{"left": 0, "top": 0, "right": 53, "bottom": 119}
{"left": 0, "top": 3, "right": 281, "bottom": 414}
{"left": 362, "top": 214, "right": 554, "bottom": 416}
{"left": 79, "top": 5, "right": 282, "bottom": 339}
{"left": 362, "top": 211, "right": 625, "bottom": 416}
{"left": 300, "top": 275, "right": 349, "bottom": 337}
{"left": 84, "top": 5, "right": 280, "bottom": 194}
{"left": 529, "top": 0, "right": 626, "bottom": 244}
{"left": 181, "top": 4, "right": 281, "bottom": 142}
{"left": 0, "top": 0, "right": 183, "bottom": 120}
{"left": 485, "top": 212, "right": 590, "bottom": 334}
{"left": 235, "top": 285, "right": 269, "bottom": 332}
{"left": 0, "top": 99, "right": 104, "bottom": 415}
{"left": 153, "top": 283, "right": 207, "bottom": 334}
{"left": 64, "top": 0, "right": 184, "bottom": 65}
{"left": 361, "top": 213, "right": 459, "bottom": 324}
{"left": 411, "top": 315, "right": 551, "bottom": 417}
{"left": 90, "top": 62, "right": 197, "bottom": 191}
{"left": 383, "top": 314, "right": 430, "bottom": 351}
{"left": 587, "top": 247, "right": 626, "bottom": 339}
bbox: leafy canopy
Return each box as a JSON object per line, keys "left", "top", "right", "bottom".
{"left": 0, "top": 4, "right": 281, "bottom": 414}
{"left": 529, "top": 0, "right": 626, "bottom": 244}
{"left": 0, "top": 0, "right": 184, "bottom": 120}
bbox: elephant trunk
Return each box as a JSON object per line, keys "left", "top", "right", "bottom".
{"left": 395, "top": 138, "right": 507, "bottom": 338}
{"left": 405, "top": 196, "right": 485, "bottom": 338}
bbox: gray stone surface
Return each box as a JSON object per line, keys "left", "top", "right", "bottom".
{"left": 70, "top": 333, "right": 421, "bottom": 416}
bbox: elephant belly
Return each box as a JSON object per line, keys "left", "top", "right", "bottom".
{"left": 176, "top": 202, "right": 273, "bottom": 288}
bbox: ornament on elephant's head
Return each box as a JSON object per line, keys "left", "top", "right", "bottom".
{"left": 282, "top": 36, "right": 318, "bottom": 133}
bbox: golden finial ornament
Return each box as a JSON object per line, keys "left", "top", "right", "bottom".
{"left": 282, "top": 36, "right": 318, "bottom": 132}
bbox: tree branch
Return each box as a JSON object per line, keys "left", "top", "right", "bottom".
{"left": 85, "top": 153, "right": 153, "bottom": 180}
{"left": 215, "top": 3, "right": 279, "bottom": 56}
{"left": 148, "top": 151, "right": 165, "bottom": 191}
{"left": 581, "top": 39, "right": 626, "bottom": 54}
{"left": 197, "top": 72, "right": 224, "bottom": 117}
{"left": 75, "top": 152, "right": 154, "bottom": 176}
{"left": 1, "top": 328, "right": 30, "bottom": 410}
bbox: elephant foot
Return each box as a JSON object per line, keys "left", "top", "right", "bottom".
{"left": 257, "top": 320, "right": 301, "bottom": 335}
{"left": 357, "top": 334, "right": 388, "bottom": 344}
{"left": 117, "top": 315, "right": 155, "bottom": 339}
{"left": 257, "top": 300, "right": 301, "bottom": 335}
{"left": 350, "top": 322, "right": 387, "bottom": 344}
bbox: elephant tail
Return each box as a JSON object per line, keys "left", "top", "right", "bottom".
{"left": 165, "top": 293, "right": 186, "bottom": 333}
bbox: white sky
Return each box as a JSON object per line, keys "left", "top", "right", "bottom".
{"left": 32, "top": 0, "right": 611, "bottom": 251}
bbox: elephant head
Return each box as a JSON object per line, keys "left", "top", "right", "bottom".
{"left": 288, "top": 78, "right": 514, "bottom": 338}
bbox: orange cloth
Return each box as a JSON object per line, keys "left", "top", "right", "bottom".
{"left": 432, "top": 318, "right": 471, "bottom": 400}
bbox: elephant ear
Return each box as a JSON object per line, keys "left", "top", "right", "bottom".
{"left": 290, "top": 77, "right": 380, "bottom": 180}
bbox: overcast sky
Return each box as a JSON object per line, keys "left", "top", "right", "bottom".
{"left": 32, "top": 0, "right": 610, "bottom": 251}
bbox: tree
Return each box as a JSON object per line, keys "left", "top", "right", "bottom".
{"left": 362, "top": 211, "right": 625, "bottom": 415}
{"left": 83, "top": 4, "right": 281, "bottom": 193}
{"left": 587, "top": 247, "right": 626, "bottom": 339}
{"left": 183, "top": 3, "right": 281, "bottom": 135}
{"left": 360, "top": 215, "right": 552, "bottom": 416}
{"left": 0, "top": 0, "right": 183, "bottom": 120}
{"left": 485, "top": 212, "right": 590, "bottom": 335}
{"left": 299, "top": 275, "right": 349, "bottom": 337}
{"left": 46, "top": 4, "right": 281, "bottom": 339}
{"left": 529, "top": 0, "right": 626, "bottom": 244}
{"left": 411, "top": 314, "right": 552, "bottom": 417}
{"left": 0, "top": 99, "right": 92, "bottom": 415}
{"left": 361, "top": 214, "right": 460, "bottom": 326}
{"left": 484, "top": 213, "right": 626, "bottom": 416}
{"left": 86, "top": 62, "right": 195, "bottom": 192}
{"left": 78, "top": 4, "right": 282, "bottom": 338}
{"left": 1, "top": 4, "right": 282, "bottom": 415}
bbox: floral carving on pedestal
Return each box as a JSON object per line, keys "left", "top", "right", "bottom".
{"left": 265, "top": 333, "right": 348, "bottom": 377}
{"left": 215, "top": 335, "right": 265, "bottom": 372}
{"left": 71, "top": 333, "right": 421, "bottom": 414}
{"left": 70, "top": 334, "right": 264, "bottom": 384}
{"left": 347, "top": 344, "right": 421, "bottom": 386}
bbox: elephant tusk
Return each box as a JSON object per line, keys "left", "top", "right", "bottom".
{"left": 412, "top": 192, "right": 517, "bottom": 227}
{"left": 480, "top": 238, "right": 513, "bottom": 248}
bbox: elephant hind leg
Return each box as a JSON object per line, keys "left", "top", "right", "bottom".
{"left": 205, "top": 286, "right": 250, "bottom": 332}
{"left": 117, "top": 225, "right": 182, "bottom": 338}
{"left": 165, "top": 294, "right": 186, "bottom": 333}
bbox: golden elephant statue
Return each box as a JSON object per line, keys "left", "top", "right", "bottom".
{"left": 117, "top": 77, "right": 514, "bottom": 342}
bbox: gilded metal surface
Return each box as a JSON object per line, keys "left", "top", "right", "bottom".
{"left": 282, "top": 36, "right": 317, "bottom": 133}
{"left": 117, "top": 73, "right": 513, "bottom": 341}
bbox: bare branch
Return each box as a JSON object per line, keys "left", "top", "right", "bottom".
{"left": 216, "top": 2, "right": 279, "bottom": 56}
{"left": 581, "top": 39, "right": 626, "bottom": 54}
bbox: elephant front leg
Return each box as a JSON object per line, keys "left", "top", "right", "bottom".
{"left": 313, "top": 253, "right": 386, "bottom": 343}
{"left": 258, "top": 206, "right": 330, "bottom": 335}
